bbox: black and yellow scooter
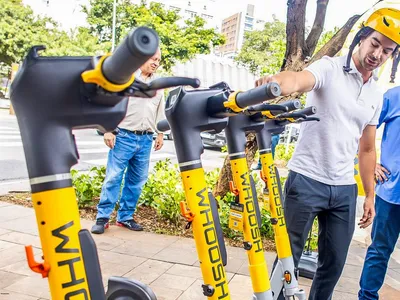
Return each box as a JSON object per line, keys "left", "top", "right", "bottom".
{"left": 157, "top": 81, "right": 281, "bottom": 299}
{"left": 10, "top": 26, "right": 200, "bottom": 300}
{"left": 222, "top": 101, "right": 319, "bottom": 300}
{"left": 249, "top": 104, "right": 319, "bottom": 299}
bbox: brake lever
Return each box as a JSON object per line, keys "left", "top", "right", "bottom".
{"left": 123, "top": 77, "right": 200, "bottom": 98}
{"left": 246, "top": 104, "right": 289, "bottom": 114}
{"left": 299, "top": 116, "right": 320, "bottom": 122}
{"left": 277, "top": 112, "right": 308, "bottom": 120}
{"left": 148, "top": 77, "right": 200, "bottom": 90}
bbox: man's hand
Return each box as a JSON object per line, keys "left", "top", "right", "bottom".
{"left": 375, "top": 163, "right": 390, "bottom": 184}
{"left": 154, "top": 133, "right": 164, "bottom": 151}
{"left": 104, "top": 132, "right": 116, "bottom": 149}
{"left": 254, "top": 70, "right": 315, "bottom": 95}
{"left": 358, "top": 196, "right": 375, "bottom": 229}
{"left": 255, "top": 75, "right": 274, "bottom": 87}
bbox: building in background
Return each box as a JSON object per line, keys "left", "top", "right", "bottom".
{"left": 217, "top": 4, "right": 265, "bottom": 59}
{"left": 143, "top": 0, "right": 220, "bottom": 30}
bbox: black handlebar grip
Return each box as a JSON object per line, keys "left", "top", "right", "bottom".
{"left": 149, "top": 77, "right": 201, "bottom": 90}
{"left": 280, "top": 100, "right": 301, "bottom": 112}
{"left": 157, "top": 119, "right": 170, "bottom": 132}
{"left": 295, "top": 106, "right": 317, "bottom": 116}
{"left": 102, "top": 26, "right": 159, "bottom": 85}
{"left": 236, "top": 82, "right": 281, "bottom": 109}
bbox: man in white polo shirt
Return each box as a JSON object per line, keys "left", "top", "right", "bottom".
{"left": 255, "top": 8, "right": 400, "bottom": 300}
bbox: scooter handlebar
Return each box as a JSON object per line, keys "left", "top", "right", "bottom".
{"left": 236, "top": 82, "right": 281, "bottom": 109}
{"left": 157, "top": 119, "right": 170, "bottom": 132}
{"left": 102, "top": 26, "right": 159, "bottom": 85}
{"left": 293, "top": 106, "right": 316, "bottom": 116}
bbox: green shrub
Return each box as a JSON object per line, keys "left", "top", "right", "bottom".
{"left": 275, "top": 144, "right": 295, "bottom": 163}
{"left": 139, "top": 159, "right": 185, "bottom": 224}
{"left": 205, "top": 167, "right": 221, "bottom": 189}
{"left": 71, "top": 166, "right": 106, "bottom": 208}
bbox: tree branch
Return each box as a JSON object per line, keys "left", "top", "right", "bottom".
{"left": 307, "top": 14, "right": 361, "bottom": 64}
{"left": 305, "top": 0, "right": 329, "bottom": 57}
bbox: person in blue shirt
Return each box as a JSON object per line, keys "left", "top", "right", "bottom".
{"left": 358, "top": 85, "right": 400, "bottom": 300}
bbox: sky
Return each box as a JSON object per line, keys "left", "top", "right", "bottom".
{"left": 23, "top": 0, "right": 380, "bottom": 31}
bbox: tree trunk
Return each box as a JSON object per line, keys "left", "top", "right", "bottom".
{"left": 282, "top": 0, "right": 308, "bottom": 72}
{"left": 213, "top": 133, "right": 258, "bottom": 198}
{"left": 214, "top": 6, "right": 363, "bottom": 198}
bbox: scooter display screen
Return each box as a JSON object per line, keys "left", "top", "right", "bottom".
{"left": 165, "top": 87, "right": 182, "bottom": 110}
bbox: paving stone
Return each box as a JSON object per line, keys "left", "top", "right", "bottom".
{"left": 0, "top": 244, "right": 41, "bottom": 269}
{"left": 0, "top": 205, "right": 34, "bottom": 223}
{"left": 100, "top": 260, "right": 136, "bottom": 287}
{"left": 91, "top": 234, "right": 125, "bottom": 251}
{"left": 4, "top": 275, "right": 50, "bottom": 299}
{"left": 98, "top": 250, "right": 147, "bottom": 267}
{"left": 124, "top": 259, "right": 173, "bottom": 285}
{"left": 151, "top": 273, "right": 197, "bottom": 291}
{"left": 0, "top": 231, "right": 41, "bottom": 248}
{"left": 166, "top": 264, "right": 202, "bottom": 279}
{"left": 112, "top": 240, "right": 167, "bottom": 259}
{"left": 0, "top": 228, "right": 10, "bottom": 236}
{"left": 155, "top": 245, "right": 198, "bottom": 265}
{"left": 341, "top": 264, "right": 363, "bottom": 279}
{"left": 0, "top": 289, "right": 41, "bottom": 299}
{"left": 0, "top": 270, "right": 27, "bottom": 289}
{"left": 380, "top": 283, "right": 400, "bottom": 300}
{"left": 177, "top": 279, "right": 207, "bottom": 300}
{"left": 227, "top": 274, "right": 254, "bottom": 299}
{"left": 0, "top": 216, "right": 38, "bottom": 235}
{"left": 0, "top": 240, "right": 17, "bottom": 252}
{"left": 0, "top": 253, "right": 43, "bottom": 276}
{"left": 335, "top": 276, "right": 359, "bottom": 294}
{"left": 148, "top": 284, "right": 183, "bottom": 300}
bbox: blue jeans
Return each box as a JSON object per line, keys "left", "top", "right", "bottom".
{"left": 359, "top": 195, "right": 400, "bottom": 299}
{"left": 257, "top": 134, "right": 279, "bottom": 168}
{"left": 96, "top": 128, "right": 153, "bottom": 222}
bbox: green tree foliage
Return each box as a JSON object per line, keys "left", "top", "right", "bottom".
{"left": 235, "top": 17, "right": 338, "bottom": 75}
{"left": 235, "top": 18, "right": 286, "bottom": 75}
{"left": 82, "top": 0, "right": 225, "bottom": 71}
{"left": 0, "top": 0, "right": 106, "bottom": 66}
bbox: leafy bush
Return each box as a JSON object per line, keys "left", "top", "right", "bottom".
{"left": 71, "top": 166, "right": 106, "bottom": 208}
{"left": 205, "top": 167, "right": 221, "bottom": 189}
{"left": 70, "top": 159, "right": 281, "bottom": 245}
{"left": 306, "top": 218, "right": 319, "bottom": 251}
{"left": 274, "top": 144, "right": 295, "bottom": 163}
{"left": 138, "top": 159, "right": 185, "bottom": 224}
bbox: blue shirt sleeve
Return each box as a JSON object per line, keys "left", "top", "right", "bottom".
{"left": 377, "top": 95, "right": 389, "bottom": 129}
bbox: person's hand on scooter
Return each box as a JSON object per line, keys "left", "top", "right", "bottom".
{"left": 255, "top": 74, "right": 275, "bottom": 87}
{"left": 104, "top": 132, "right": 116, "bottom": 149}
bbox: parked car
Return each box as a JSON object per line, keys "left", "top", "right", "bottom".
{"left": 153, "top": 131, "right": 173, "bottom": 140}
{"left": 279, "top": 124, "right": 300, "bottom": 144}
{"left": 200, "top": 130, "right": 226, "bottom": 148}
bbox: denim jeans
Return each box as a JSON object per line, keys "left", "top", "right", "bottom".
{"left": 96, "top": 128, "right": 153, "bottom": 222}
{"left": 358, "top": 195, "right": 400, "bottom": 299}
